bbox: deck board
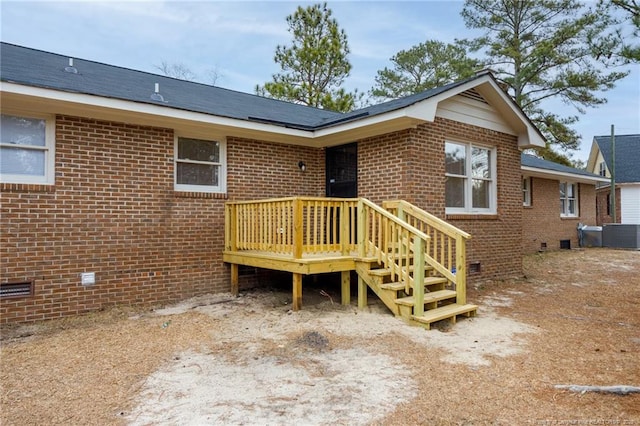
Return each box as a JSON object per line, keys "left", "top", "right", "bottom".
{"left": 223, "top": 250, "right": 360, "bottom": 274}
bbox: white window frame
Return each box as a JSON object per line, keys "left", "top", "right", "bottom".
{"left": 445, "top": 140, "right": 497, "bottom": 215}
{"left": 174, "top": 135, "right": 226, "bottom": 193}
{"left": 0, "top": 112, "right": 55, "bottom": 185}
{"left": 560, "top": 181, "right": 579, "bottom": 217}
{"left": 522, "top": 176, "right": 531, "bottom": 206}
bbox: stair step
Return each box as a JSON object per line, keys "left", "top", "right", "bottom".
{"left": 379, "top": 282, "right": 407, "bottom": 291}
{"left": 395, "top": 290, "right": 457, "bottom": 306}
{"left": 379, "top": 276, "right": 448, "bottom": 291}
{"left": 369, "top": 265, "right": 434, "bottom": 277}
{"left": 411, "top": 304, "right": 478, "bottom": 328}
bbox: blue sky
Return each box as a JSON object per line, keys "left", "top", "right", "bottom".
{"left": 1, "top": 0, "right": 638, "bottom": 162}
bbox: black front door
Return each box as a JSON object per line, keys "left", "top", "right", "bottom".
{"left": 326, "top": 143, "right": 357, "bottom": 198}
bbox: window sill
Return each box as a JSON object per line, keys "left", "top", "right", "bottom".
{"left": 560, "top": 216, "right": 580, "bottom": 220}
{"left": 446, "top": 214, "right": 499, "bottom": 220}
{"left": 174, "top": 191, "right": 227, "bottom": 199}
{"left": 1, "top": 182, "right": 55, "bottom": 193}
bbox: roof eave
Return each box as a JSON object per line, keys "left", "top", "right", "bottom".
{"left": 2, "top": 73, "right": 547, "bottom": 150}
{"left": 521, "top": 165, "right": 610, "bottom": 184}
{"left": 1, "top": 81, "right": 323, "bottom": 145}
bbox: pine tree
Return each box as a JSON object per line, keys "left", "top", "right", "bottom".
{"left": 256, "top": 3, "right": 359, "bottom": 112}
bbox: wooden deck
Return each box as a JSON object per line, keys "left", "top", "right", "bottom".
{"left": 223, "top": 197, "right": 477, "bottom": 329}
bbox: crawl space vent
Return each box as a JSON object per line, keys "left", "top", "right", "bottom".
{"left": 0, "top": 281, "right": 34, "bottom": 298}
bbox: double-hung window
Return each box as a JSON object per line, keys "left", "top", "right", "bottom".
{"left": 174, "top": 136, "right": 226, "bottom": 193}
{"left": 445, "top": 141, "right": 496, "bottom": 214}
{"left": 560, "top": 182, "right": 578, "bottom": 217}
{"left": 0, "top": 113, "right": 55, "bottom": 184}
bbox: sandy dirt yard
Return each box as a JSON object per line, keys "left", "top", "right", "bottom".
{"left": 1, "top": 248, "right": 639, "bottom": 425}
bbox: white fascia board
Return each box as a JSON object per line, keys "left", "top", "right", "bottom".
{"left": 312, "top": 108, "right": 427, "bottom": 139}
{"left": 521, "top": 166, "right": 610, "bottom": 184}
{"left": 516, "top": 127, "right": 546, "bottom": 149}
{"left": 403, "top": 99, "right": 438, "bottom": 121}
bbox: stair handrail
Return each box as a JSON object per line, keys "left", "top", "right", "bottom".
{"left": 383, "top": 200, "right": 471, "bottom": 240}
{"left": 358, "top": 198, "right": 431, "bottom": 315}
{"left": 383, "top": 200, "right": 470, "bottom": 305}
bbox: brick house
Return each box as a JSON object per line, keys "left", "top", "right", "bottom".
{"left": 521, "top": 154, "right": 608, "bottom": 253}
{"left": 586, "top": 134, "right": 640, "bottom": 225}
{"left": 1, "top": 43, "right": 545, "bottom": 324}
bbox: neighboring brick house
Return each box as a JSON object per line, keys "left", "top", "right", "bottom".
{"left": 586, "top": 134, "right": 640, "bottom": 225}
{"left": 1, "top": 43, "right": 545, "bottom": 323}
{"left": 521, "top": 154, "right": 608, "bottom": 253}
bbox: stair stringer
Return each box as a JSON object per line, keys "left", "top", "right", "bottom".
{"left": 354, "top": 261, "right": 403, "bottom": 317}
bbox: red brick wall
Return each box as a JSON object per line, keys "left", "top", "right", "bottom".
{"left": 0, "top": 116, "right": 323, "bottom": 323}
{"left": 595, "top": 186, "right": 621, "bottom": 225}
{"left": 357, "top": 117, "right": 523, "bottom": 280}
{"left": 1, "top": 112, "right": 528, "bottom": 323}
{"left": 522, "top": 178, "right": 598, "bottom": 253}
{"left": 227, "top": 136, "right": 324, "bottom": 200}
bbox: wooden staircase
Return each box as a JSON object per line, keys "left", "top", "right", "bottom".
{"left": 354, "top": 199, "right": 477, "bottom": 329}
{"left": 356, "top": 258, "right": 477, "bottom": 330}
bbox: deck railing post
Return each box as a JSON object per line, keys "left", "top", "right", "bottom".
{"left": 455, "top": 235, "right": 466, "bottom": 305}
{"left": 225, "top": 204, "right": 237, "bottom": 251}
{"left": 413, "top": 236, "right": 425, "bottom": 317}
{"left": 340, "top": 200, "right": 349, "bottom": 255}
{"left": 231, "top": 204, "right": 238, "bottom": 251}
{"left": 224, "top": 204, "right": 230, "bottom": 251}
{"left": 293, "top": 198, "right": 303, "bottom": 259}
{"left": 357, "top": 199, "right": 366, "bottom": 258}
{"left": 396, "top": 202, "right": 405, "bottom": 222}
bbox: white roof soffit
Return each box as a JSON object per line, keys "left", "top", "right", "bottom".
{"left": 522, "top": 166, "right": 610, "bottom": 184}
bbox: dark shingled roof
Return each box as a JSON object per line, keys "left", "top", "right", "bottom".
{"left": 0, "top": 42, "right": 492, "bottom": 131}
{"left": 521, "top": 153, "right": 602, "bottom": 179}
{"left": 594, "top": 134, "right": 640, "bottom": 183}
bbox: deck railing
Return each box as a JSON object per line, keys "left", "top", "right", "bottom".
{"left": 225, "top": 197, "right": 358, "bottom": 258}
{"left": 383, "top": 200, "right": 471, "bottom": 304}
